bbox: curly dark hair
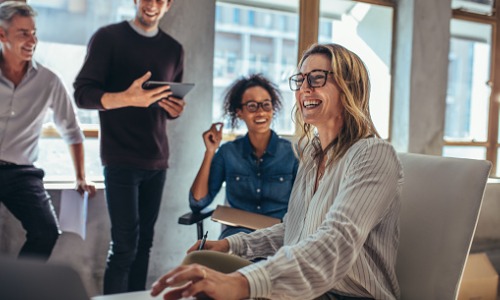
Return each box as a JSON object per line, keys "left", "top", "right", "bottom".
{"left": 222, "top": 74, "right": 283, "bottom": 129}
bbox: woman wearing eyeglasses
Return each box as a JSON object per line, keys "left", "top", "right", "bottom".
{"left": 152, "top": 44, "right": 402, "bottom": 300}
{"left": 189, "top": 74, "right": 299, "bottom": 239}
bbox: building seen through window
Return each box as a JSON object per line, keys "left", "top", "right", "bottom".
{"left": 443, "top": 18, "right": 493, "bottom": 170}
{"left": 319, "top": 0, "right": 393, "bottom": 139}
{"left": 212, "top": 1, "right": 299, "bottom": 134}
{"left": 28, "top": 0, "right": 500, "bottom": 179}
{"left": 30, "top": 0, "right": 135, "bottom": 180}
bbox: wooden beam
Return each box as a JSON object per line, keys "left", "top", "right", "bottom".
{"left": 297, "top": 0, "right": 320, "bottom": 61}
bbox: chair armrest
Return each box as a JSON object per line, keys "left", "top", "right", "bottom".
{"left": 178, "top": 207, "right": 215, "bottom": 225}
{"left": 178, "top": 207, "right": 215, "bottom": 240}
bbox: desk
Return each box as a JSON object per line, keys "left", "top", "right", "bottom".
{"left": 92, "top": 290, "right": 195, "bottom": 300}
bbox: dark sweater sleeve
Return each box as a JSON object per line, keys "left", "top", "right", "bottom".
{"left": 73, "top": 28, "right": 112, "bottom": 110}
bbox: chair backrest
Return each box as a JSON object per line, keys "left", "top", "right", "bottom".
{"left": 0, "top": 256, "right": 90, "bottom": 300}
{"left": 396, "top": 153, "right": 491, "bottom": 300}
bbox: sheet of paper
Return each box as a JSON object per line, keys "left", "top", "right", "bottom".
{"left": 59, "top": 190, "right": 88, "bottom": 240}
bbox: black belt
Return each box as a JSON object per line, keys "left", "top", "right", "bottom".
{"left": 0, "top": 160, "right": 16, "bottom": 166}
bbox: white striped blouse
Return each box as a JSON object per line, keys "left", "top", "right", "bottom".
{"left": 226, "top": 138, "right": 403, "bottom": 299}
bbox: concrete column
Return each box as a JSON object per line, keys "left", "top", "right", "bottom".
{"left": 150, "top": 0, "right": 217, "bottom": 285}
{"left": 391, "top": 0, "right": 451, "bottom": 154}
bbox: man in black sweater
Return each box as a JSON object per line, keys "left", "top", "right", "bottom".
{"left": 73, "top": 0, "right": 184, "bottom": 295}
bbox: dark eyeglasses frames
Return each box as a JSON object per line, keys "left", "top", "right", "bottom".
{"left": 288, "top": 69, "right": 334, "bottom": 91}
{"left": 241, "top": 100, "right": 273, "bottom": 112}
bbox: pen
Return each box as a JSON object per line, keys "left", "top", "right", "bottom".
{"left": 198, "top": 231, "right": 208, "bottom": 250}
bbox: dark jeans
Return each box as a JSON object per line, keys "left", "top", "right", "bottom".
{"left": 103, "top": 166, "right": 166, "bottom": 295}
{"left": 319, "top": 292, "right": 374, "bottom": 300}
{"left": 0, "top": 165, "right": 60, "bottom": 260}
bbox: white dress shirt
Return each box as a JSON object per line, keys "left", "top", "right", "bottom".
{"left": 0, "top": 59, "right": 83, "bottom": 165}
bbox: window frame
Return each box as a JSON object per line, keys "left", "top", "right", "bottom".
{"left": 448, "top": 2, "right": 499, "bottom": 175}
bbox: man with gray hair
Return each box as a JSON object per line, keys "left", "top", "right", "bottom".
{"left": 0, "top": 1, "right": 95, "bottom": 260}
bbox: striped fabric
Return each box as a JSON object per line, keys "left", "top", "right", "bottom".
{"left": 226, "top": 138, "right": 403, "bottom": 300}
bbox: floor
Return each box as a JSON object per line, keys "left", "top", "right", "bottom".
{"left": 469, "top": 238, "right": 500, "bottom": 299}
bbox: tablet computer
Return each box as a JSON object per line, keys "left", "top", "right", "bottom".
{"left": 142, "top": 81, "right": 195, "bottom": 98}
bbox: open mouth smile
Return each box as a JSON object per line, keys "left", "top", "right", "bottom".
{"left": 303, "top": 100, "right": 321, "bottom": 108}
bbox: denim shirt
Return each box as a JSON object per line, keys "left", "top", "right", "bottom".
{"left": 189, "top": 131, "right": 299, "bottom": 220}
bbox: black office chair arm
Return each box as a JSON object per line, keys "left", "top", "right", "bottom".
{"left": 178, "top": 207, "right": 215, "bottom": 240}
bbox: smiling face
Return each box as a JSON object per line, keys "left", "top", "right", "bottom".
{"left": 236, "top": 86, "right": 274, "bottom": 134}
{"left": 0, "top": 15, "right": 37, "bottom": 64}
{"left": 133, "top": 0, "right": 171, "bottom": 31}
{"left": 296, "top": 53, "right": 344, "bottom": 136}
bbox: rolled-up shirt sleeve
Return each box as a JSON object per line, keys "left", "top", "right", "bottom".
{"left": 50, "top": 76, "right": 84, "bottom": 145}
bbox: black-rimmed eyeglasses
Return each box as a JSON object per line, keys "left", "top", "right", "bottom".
{"left": 241, "top": 100, "right": 273, "bottom": 112}
{"left": 288, "top": 69, "right": 334, "bottom": 91}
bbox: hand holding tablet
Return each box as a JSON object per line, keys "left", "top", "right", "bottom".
{"left": 142, "top": 81, "right": 195, "bottom": 107}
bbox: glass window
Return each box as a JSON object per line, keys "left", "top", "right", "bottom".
{"left": 213, "top": 1, "right": 299, "bottom": 134}
{"left": 319, "top": 0, "right": 393, "bottom": 139}
{"left": 452, "top": 0, "right": 494, "bottom": 15}
{"left": 233, "top": 8, "right": 241, "bottom": 24}
{"left": 443, "top": 146, "right": 486, "bottom": 160}
{"left": 445, "top": 19, "right": 491, "bottom": 142}
{"left": 30, "top": 0, "right": 136, "bottom": 180}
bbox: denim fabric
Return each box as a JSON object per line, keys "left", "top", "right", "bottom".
{"left": 0, "top": 165, "right": 60, "bottom": 260}
{"left": 189, "top": 131, "right": 298, "bottom": 237}
{"left": 102, "top": 166, "right": 166, "bottom": 295}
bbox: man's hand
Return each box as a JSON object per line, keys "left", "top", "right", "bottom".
{"left": 157, "top": 95, "right": 186, "bottom": 118}
{"left": 101, "top": 72, "right": 173, "bottom": 109}
{"left": 75, "top": 179, "right": 96, "bottom": 197}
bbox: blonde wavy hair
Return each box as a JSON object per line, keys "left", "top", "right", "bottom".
{"left": 294, "top": 43, "right": 379, "bottom": 164}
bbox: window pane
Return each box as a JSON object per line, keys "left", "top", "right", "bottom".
{"left": 29, "top": 0, "right": 135, "bottom": 179}
{"left": 452, "top": 0, "right": 494, "bottom": 15}
{"left": 36, "top": 138, "right": 102, "bottom": 181}
{"left": 213, "top": 1, "right": 299, "bottom": 134}
{"left": 31, "top": 0, "right": 135, "bottom": 126}
{"left": 445, "top": 20, "right": 491, "bottom": 142}
{"left": 443, "top": 146, "right": 486, "bottom": 160}
{"left": 319, "top": 0, "right": 393, "bottom": 139}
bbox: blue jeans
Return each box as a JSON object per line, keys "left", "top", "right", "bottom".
{"left": 102, "top": 166, "right": 166, "bottom": 295}
{"left": 0, "top": 165, "right": 60, "bottom": 260}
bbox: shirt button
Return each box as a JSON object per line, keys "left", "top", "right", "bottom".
{"left": 257, "top": 205, "right": 261, "bottom": 210}
{"left": 256, "top": 188, "right": 261, "bottom": 193}
{"left": 279, "top": 177, "right": 284, "bottom": 182}
{"left": 236, "top": 176, "right": 240, "bottom": 181}
{"left": 257, "top": 173, "right": 261, "bottom": 177}
{"left": 260, "top": 158, "right": 263, "bottom": 162}
{"left": 10, "top": 111, "right": 15, "bottom": 116}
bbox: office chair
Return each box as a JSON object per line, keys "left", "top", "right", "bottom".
{"left": 396, "top": 153, "right": 491, "bottom": 299}
{"left": 179, "top": 153, "right": 491, "bottom": 300}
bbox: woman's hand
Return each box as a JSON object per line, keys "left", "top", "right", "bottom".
{"left": 150, "top": 264, "right": 249, "bottom": 300}
{"left": 203, "top": 122, "right": 223, "bottom": 154}
{"left": 187, "top": 239, "right": 230, "bottom": 254}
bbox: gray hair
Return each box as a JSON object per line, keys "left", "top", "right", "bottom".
{"left": 0, "top": 1, "right": 36, "bottom": 29}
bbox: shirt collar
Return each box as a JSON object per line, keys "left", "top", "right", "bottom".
{"left": 128, "top": 20, "right": 159, "bottom": 37}
{"left": 0, "top": 52, "right": 38, "bottom": 80}
{"left": 242, "top": 130, "right": 279, "bottom": 157}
